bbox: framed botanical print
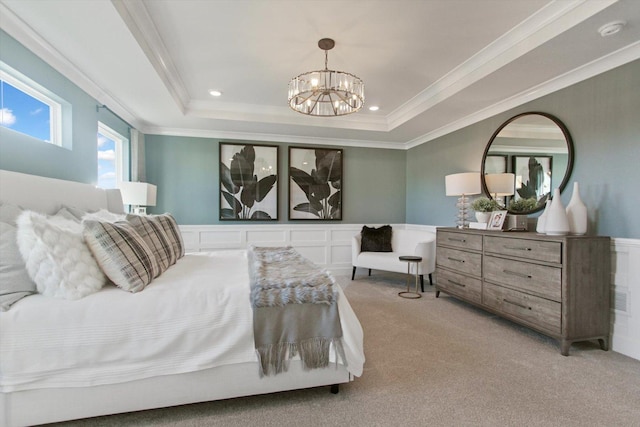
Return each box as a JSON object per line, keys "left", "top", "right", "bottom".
{"left": 288, "top": 146, "right": 342, "bottom": 220}
{"left": 485, "top": 155, "right": 507, "bottom": 174}
{"left": 219, "top": 142, "right": 278, "bottom": 220}
{"left": 513, "top": 155, "right": 552, "bottom": 202}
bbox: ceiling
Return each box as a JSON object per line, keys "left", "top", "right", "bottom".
{"left": 1, "top": 0, "right": 639, "bottom": 149}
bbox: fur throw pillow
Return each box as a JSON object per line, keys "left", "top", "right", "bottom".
{"left": 16, "top": 211, "right": 106, "bottom": 300}
{"left": 360, "top": 225, "right": 393, "bottom": 252}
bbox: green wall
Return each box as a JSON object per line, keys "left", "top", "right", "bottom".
{"left": 0, "top": 30, "right": 101, "bottom": 184}
{"left": 407, "top": 59, "right": 640, "bottom": 239}
{"left": 144, "top": 135, "right": 407, "bottom": 225}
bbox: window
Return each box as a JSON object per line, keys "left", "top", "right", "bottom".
{"left": 97, "top": 122, "right": 127, "bottom": 189}
{"left": 0, "top": 62, "right": 65, "bottom": 146}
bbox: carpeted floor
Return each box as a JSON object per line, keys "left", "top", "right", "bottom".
{"left": 50, "top": 272, "right": 640, "bottom": 426}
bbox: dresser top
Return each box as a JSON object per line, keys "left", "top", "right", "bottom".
{"left": 437, "top": 227, "right": 610, "bottom": 243}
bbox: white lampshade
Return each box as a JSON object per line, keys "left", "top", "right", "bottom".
{"left": 445, "top": 173, "right": 481, "bottom": 196}
{"left": 485, "top": 173, "right": 515, "bottom": 196}
{"left": 119, "top": 182, "right": 157, "bottom": 207}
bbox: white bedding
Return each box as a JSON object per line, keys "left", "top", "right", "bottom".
{"left": 0, "top": 250, "right": 364, "bottom": 393}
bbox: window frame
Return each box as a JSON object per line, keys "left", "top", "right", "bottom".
{"left": 97, "top": 122, "right": 127, "bottom": 189}
{"left": 0, "top": 62, "right": 64, "bottom": 146}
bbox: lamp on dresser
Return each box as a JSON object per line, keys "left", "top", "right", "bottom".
{"left": 485, "top": 173, "right": 515, "bottom": 208}
{"left": 445, "top": 172, "right": 481, "bottom": 228}
{"left": 119, "top": 181, "right": 157, "bottom": 215}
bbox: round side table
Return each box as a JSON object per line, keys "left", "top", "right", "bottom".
{"left": 398, "top": 255, "right": 422, "bottom": 299}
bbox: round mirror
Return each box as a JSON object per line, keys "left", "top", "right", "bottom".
{"left": 481, "top": 112, "right": 574, "bottom": 215}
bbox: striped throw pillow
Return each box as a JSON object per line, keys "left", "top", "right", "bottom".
{"left": 83, "top": 220, "right": 159, "bottom": 292}
{"left": 149, "top": 214, "right": 185, "bottom": 259}
{"left": 126, "top": 214, "right": 176, "bottom": 270}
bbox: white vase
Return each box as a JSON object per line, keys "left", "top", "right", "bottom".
{"left": 545, "top": 188, "right": 570, "bottom": 236}
{"left": 566, "top": 182, "right": 588, "bottom": 235}
{"left": 475, "top": 211, "right": 491, "bottom": 223}
{"left": 536, "top": 200, "right": 551, "bottom": 234}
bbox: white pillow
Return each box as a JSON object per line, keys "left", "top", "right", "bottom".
{"left": 82, "top": 209, "right": 126, "bottom": 223}
{"left": 16, "top": 211, "right": 106, "bottom": 300}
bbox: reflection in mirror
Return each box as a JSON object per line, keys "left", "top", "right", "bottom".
{"left": 481, "top": 112, "right": 574, "bottom": 215}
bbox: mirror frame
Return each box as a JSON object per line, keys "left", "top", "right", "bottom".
{"left": 480, "top": 112, "right": 574, "bottom": 215}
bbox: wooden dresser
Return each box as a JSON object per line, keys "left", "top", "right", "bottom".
{"left": 435, "top": 227, "right": 611, "bottom": 355}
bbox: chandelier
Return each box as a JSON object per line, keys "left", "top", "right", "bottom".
{"left": 288, "top": 38, "right": 364, "bottom": 116}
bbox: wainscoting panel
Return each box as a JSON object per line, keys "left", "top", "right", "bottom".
{"left": 179, "top": 223, "right": 639, "bottom": 361}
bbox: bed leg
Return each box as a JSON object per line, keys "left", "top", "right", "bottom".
{"left": 351, "top": 266, "right": 356, "bottom": 280}
{"left": 420, "top": 275, "right": 424, "bottom": 292}
{"left": 368, "top": 269, "right": 372, "bottom": 276}
{"left": 429, "top": 273, "right": 433, "bottom": 286}
{"left": 330, "top": 384, "right": 339, "bottom": 394}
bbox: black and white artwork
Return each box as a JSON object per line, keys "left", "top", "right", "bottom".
{"left": 219, "top": 143, "right": 278, "bottom": 220}
{"left": 513, "top": 155, "right": 552, "bottom": 202}
{"left": 288, "top": 147, "right": 342, "bottom": 220}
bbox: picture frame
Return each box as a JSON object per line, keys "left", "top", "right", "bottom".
{"left": 219, "top": 142, "right": 278, "bottom": 221}
{"left": 485, "top": 155, "right": 507, "bottom": 174}
{"left": 288, "top": 146, "right": 343, "bottom": 220}
{"left": 512, "top": 155, "right": 552, "bottom": 202}
{"left": 487, "top": 210, "right": 508, "bottom": 231}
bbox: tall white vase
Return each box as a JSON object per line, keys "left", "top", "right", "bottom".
{"left": 566, "top": 182, "right": 588, "bottom": 235}
{"left": 545, "top": 188, "right": 570, "bottom": 236}
{"left": 536, "top": 200, "right": 551, "bottom": 233}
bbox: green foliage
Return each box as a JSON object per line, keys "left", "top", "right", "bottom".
{"left": 471, "top": 197, "right": 500, "bottom": 212}
{"left": 508, "top": 197, "right": 538, "bottom": 213}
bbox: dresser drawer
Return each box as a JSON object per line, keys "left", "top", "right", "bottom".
{"left": 437, "top": 231, "right": 482, "bottom": 251}
{"left": 435, "top": 268, "right": 482, "bottom": 304}
{"left": 484, "top": 283, "right": 561, "bottom": 334}
{"left": 484, "top": 235, "right": 561, "bottom": 264}
{"left": 436, "top": 247, "right": 482, "bottom": 276}
{"left": 484, "top": 255, "right": 561, "bottom": 301}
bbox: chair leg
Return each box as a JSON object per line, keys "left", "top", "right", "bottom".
{"left": 351, "top": 266, "right": 356, "bottom": 280}
{"left": 420, "top": 275, "right": 424, "bottom": 292}
{"left": 368, "top": 269, "right": 372, "bottom": 276}
{"left": 429, "top": 273, "right": 433, "bottom": 286}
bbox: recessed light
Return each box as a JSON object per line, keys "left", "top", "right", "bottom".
{"left": 209, "top": 90, "right": 223, "bottom": 97}
{"left": 368, "top": 105, "right": 379, "bottom": 111}
{"left": 598, "top": 21, "right": 626, "bottom": 37}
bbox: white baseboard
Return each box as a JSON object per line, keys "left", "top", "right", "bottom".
{"left": 179, "top": 223, "right": 640, "bottom": 361}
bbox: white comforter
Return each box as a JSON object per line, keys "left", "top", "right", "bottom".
{"left": 0, "top": 250, "right": 364, "bottom": 392}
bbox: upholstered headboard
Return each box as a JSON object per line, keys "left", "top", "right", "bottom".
{"left": 0, "top": 169, "right": 124, "bottom": 215}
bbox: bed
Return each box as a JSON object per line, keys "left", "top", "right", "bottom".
{"left": 0, "top": 169, "right": 365, "bottom": 427}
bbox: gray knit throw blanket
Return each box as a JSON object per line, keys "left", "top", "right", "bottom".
{"left": 248, "top": 245, "right": 345, "bottom": 377}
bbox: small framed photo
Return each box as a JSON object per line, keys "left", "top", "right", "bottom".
{"left": 487, "top": 210, "right": 508, "bottom": 231}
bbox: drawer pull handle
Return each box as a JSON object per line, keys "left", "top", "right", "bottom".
{"left": 503, "top": 269, "right": 532, "bottom": 279}
{"left": 448, "top": 238, "right": 466, "bottom": 243}
{"left": 448, "top": 257, "right": 465, "bottom": 263}
{"left": 447, "top": 279, "right": 466, "bottom": 288}
{"left": 503, "top": 298, "right": 532, "bottom": 310}
{"left": 504, "top": 246, "right": 532, "bottom": 251}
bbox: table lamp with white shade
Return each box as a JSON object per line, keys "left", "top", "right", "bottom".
{"left": 445, "top": 172, "right": 481, "bottom": 228}
{"left": 485, "top": 173, "right": 515, "bottom": 208}
{"left": 119, "top": 182, "right": 157, "bottom": 215}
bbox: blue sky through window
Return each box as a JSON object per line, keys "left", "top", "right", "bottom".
{"left": 0, "top": 80, "right": 51, "bottom": 141}
{"left": 97, "top": 132, "right": 117, "bottom": 189}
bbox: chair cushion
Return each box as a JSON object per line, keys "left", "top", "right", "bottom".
{"left": 361, "top": 225, "right": 392, "bottom": 252}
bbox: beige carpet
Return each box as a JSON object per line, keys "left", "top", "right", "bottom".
{"left": 51, "top": 272, "right": 640, "bottom": 426}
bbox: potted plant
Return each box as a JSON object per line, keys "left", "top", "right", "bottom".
{"left": 506, "top": 197, "right": 538, "bottom": 230}
{"left": 471, "top": 197, "right": 500, "bottom": 223}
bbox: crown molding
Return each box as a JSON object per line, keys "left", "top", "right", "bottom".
{"left": 387, "top": 0, "right": 616, "bottom": 131}
{"left": 111, "top": 0, "right": 190, "bottom": 114}
{"left": 406, "top": 40, "right": 640, "bottom": 150}
{"left": 0, "top": 1, "right": 143, "bottom": 129}
{"left": 139, "top": 126, "right": 404, "bottom": 150}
